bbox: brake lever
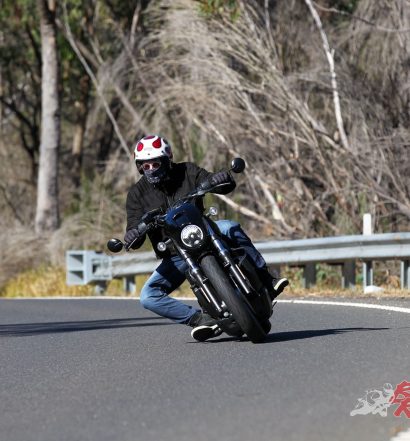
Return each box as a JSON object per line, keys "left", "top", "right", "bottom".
{"left": 125, "top": 237, "right": 139, "bottom": 252}
{"left": 193, "top": 188, "right": 207, "bottom": 197}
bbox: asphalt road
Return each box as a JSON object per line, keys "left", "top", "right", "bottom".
{"left": 0, "top": 298, "right": 409, "bottom": 441}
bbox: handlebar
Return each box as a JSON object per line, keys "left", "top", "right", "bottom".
{"left": 110, "top": 158, "right": 246, "bottom": 253}
{"left": 123, "top": 184, "right": 219, "bottom": 251}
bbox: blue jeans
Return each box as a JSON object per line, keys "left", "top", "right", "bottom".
{"left": 139, "top": 220, "right": 267, "bottom": 324}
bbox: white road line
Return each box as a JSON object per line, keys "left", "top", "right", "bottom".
{"left": 391, "top": 428, "right": 410, "bottom": 441}
{"left": 3, "top": 297, "right": 410, "bottom": 314}
{"left": 277, "top": 299, "right": 410, "bottom": 314}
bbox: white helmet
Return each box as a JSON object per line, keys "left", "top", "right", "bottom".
{"left": 133, "top": 135, "right": 173, "bottom": 163}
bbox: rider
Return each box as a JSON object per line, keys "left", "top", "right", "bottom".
{"left": 124, "top": 135, "right": 289, "bottom": 341}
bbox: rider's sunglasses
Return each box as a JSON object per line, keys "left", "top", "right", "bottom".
{"left": 141, "top": 161, "right": 161, "bottom": 171}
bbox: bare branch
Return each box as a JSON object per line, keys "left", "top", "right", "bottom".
{"left": 313, "top": 2, "right": 410, "bottom": 33}
{"left": 214, "top": 193, "right": 272, "bottom": 225}
{"left": 62, "top": 1, "right": 130, "bottom": 157}
{"left": 0, "top": 184, "right": 24, "bottom": 225}
{"left": 304, "top": 0, "right": 350, "bottom": 152}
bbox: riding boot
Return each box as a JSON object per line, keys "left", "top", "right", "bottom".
{"left": 188, "top": 311, "right": 223, "bottom": 342}
{"left": 257, "top": 266, "right": 289, "bottom": 301}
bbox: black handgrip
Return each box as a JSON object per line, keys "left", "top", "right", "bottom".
{"left": 141, "top": 207, "right": 164, "bottom": 224}
{"left": 125, "top": 222, "right": 149, "bottom": 251}
{"left": 137, "top": 222, "right": 148, "bottom": 236}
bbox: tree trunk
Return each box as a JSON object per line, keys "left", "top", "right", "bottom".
{"left": 71, "top": 74, "right": 90, "bottom": 188}
{"left": 35, "top": 0, "right": 60, "bottom": 233}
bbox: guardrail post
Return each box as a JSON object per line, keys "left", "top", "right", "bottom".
{"left": 303, "top": 263, "right": 316, "bottom": 288}
{"left": 66, "top": 250, "right": 112, "bottom": 285}
{"left": 363, "top": 261, "right": 373, "bottom": 287}
{"left": 401, "top": 260, "right": 410, "bottom": 289}
{"left": 342, "top": 261, "right": 356, "bottom": 289}
{"left": 94, "top": 281, "right": 107, "bottom": 295}
{"left": 123, "top": 276, "right": 136, "bottom": 294}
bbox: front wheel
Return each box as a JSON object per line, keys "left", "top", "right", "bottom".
{"left": 200, "top": 254, "right": 267, "bottom": 343}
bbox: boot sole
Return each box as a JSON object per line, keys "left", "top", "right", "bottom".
{"left": 273, "top": 278, "right": 289, "bottom": 294}
{"left": 191, "top": 324, "right": 223, "bottom": 342}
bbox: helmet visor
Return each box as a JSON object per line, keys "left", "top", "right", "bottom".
{"left": 140, "top": 160, "right": 161, "bottom": 172}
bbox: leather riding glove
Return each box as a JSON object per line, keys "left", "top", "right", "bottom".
{"left": 124, "top": 228, "right": 141, "bottom": 246}
{"left": 210, "top": 171, "right": 231, "bottom": 186}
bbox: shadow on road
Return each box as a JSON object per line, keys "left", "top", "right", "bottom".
{"left": 201, "top": 326, "right": 390, "bottom": 344}
{"left": 265, "top": 326, "right": 390, "bottom": 343}
{"left": 0, "top": 317, "right": 173, "bottom": 337}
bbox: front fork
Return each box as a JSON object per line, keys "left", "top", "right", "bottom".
{"left": 204, "top": 219, "right": 253, "bottom": 295}
{"left": 173, "top": 221, "right": 255, "bottom": 319}
{"left": 175, "top": 244, "right": 224, "bottom": 316}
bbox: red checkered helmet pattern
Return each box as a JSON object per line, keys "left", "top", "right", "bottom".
{"left": 133, "top": 135, "right": 173, "bottom": 163}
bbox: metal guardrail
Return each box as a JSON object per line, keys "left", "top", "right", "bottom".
{"left": 66, "top": 232, "right": 410, "bottom": 292}
{"left": 66, "top": 251, "right": 112, "bottom": 285}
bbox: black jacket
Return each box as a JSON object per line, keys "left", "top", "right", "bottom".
{"left": 126, "top": 162, "right": 235, "bottom": 258}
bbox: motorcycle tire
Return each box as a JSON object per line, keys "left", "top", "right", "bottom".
{"left": 200, "top": 254, "right": 267, "bottom": 343}
{"left": 261, "top": 319, "right": 271, "bottom": 334}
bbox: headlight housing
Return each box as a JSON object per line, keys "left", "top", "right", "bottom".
{"left": 180, "top": 224, "right": 204, "bottom": 248}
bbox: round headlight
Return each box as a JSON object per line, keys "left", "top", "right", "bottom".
{"left": 181, "top": 224, "right": 204, "bottom": 248}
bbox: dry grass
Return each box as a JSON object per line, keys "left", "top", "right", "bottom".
{"left": 0, "top": 227, "right": 48, "bottom": 288}
{"left": 0, "top": 266, "right": 132, "bottom": 298}
{"left": 0, "top": 266, "right": 94, "bottom": 298}
{"left": 0, "top": 265, "right": 192, "bottom": 298}
{"left": 1, "top": 265, "right": 408, "bottom": 300}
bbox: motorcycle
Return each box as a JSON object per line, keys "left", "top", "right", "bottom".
{"left": 107, "top": 158, "right": 273, "bottom": 343}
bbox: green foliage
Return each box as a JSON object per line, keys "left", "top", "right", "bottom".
{"left": 0, "top": 1, "right": 42, "bottom": 166}
{"left": 284, "top": 264, "right": 355, "bottom": 289}
{"left": 0, "top": 1, "right": 37, "bottom": 25}
{"left": 316, "top": 264, "right": 341, "bottom": 287}
{"left": 331, "top": 0, "right": 359, "bottom": 14}
{"left": 324, "top": 0, "right": 360, "bottom": 26}
{"left": 197, "top": 0, "right": 240, "bottom": 21}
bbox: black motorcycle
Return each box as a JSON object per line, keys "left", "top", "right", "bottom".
{"left": 107, "top": 158, "right": 273, "bottom": 343}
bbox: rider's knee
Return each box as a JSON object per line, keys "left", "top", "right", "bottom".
{"left": 216, "top": 219, "right": 240, "bottom": 235}
{"left": 140, "top": 287, "right": 157, "bottom": 310}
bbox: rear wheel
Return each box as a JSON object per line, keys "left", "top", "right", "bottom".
{"left": 200, "top": 254, "right": 267, "bottom": 343}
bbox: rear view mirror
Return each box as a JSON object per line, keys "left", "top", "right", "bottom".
{"left": 231, "top": 158, "right": 246, "bottom": 173}
{"left": 107, "top": 238, "right": 124, "bottom": 253}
